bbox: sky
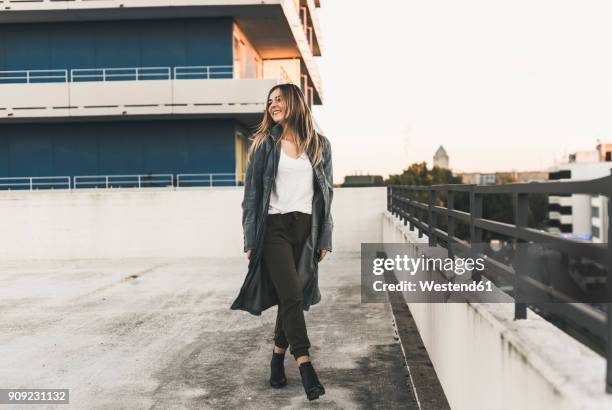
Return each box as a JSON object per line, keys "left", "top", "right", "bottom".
{"left": 311, "top": 0, "right": 612, "bottom": 183}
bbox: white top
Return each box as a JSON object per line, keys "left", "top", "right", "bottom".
{"left": 268, "top": 147, "right": 314, "bottom": 215}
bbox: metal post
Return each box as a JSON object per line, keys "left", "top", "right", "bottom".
{"left": 606, "top": 189, "right": 612, "bottom": 393}
{"left": 513, "top": 193, "right": 529, "bottom": 320}
{"left": 396, "top": 188, "right": 400, "bottom": 219}
{"left": 105, "top": 176, "right": 109, "bottom": 189}
{"left": 469, "top": 187, "right": 483, "bottom": 282}
{"left": 29, "top": 178, "right": 33, "bottom": 190}
{"left": 209, "top": 174, "right": 213, "bottom": 187}
{"left": 447, "top": 190, "right": 455, "bottom": 258}
{"left": 138, "top": 175, "right": 141, "bottom": 188}
{"left": 400, "top": 189, "right": 407, "bottom": 225}
{"left": 408, "top": 189, "right": 414, "bottom": 230}
{"left": 428, "top": 189, "right": 437, "bottom": 246}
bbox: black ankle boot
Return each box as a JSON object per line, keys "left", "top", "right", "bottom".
{"left": 299, "top": 361, "right": 325, "bottom": 401}
{"left": 270, "top": 351, "right": 287, "bottom": 388}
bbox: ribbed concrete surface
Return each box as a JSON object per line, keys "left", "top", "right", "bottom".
{"left": 0, "top": 252, "right": 417, "bottom": 409}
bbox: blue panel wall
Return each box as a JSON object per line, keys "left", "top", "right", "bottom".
{"left": 0, "top": 120, "right": 237, "bottom": 177}
{"left": 0, "top": 18, "right": 233, "bottom": 71}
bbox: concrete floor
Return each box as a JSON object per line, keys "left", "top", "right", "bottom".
{"left": 0, "top": 252, "right": 418, "bottom": 409}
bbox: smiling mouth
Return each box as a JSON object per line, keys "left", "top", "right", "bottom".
{"left": 272, "top": 110, "right": 282, "bottom": 116}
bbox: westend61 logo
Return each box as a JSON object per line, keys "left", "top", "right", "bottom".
{"left": 360, "top": 244, "right": 495, "bottom": 303}
{"left": 370, "top": 254, "right": 491, "bottom": 293}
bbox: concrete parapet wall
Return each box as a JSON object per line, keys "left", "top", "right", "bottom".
{"left": 0, "top": 186, "right": 385, "bottom": 260}
{"left": 383, "top": 211, "right": 612, "bottom": 410}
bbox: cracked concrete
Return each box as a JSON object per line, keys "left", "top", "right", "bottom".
{"left": 0, "top": 252, "right": 417, "bottom": 409}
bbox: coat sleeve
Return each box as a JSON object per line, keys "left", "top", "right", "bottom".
{"left": 242, "top": 141, "right": 265, "bottom": 253}
{"left": 317, "top": 137, "right": 334, "bottom": 253}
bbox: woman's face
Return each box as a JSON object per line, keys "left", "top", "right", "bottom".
{"left": 268, "top": 88, "right": 286, "bottom": 124}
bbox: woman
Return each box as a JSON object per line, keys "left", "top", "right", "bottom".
{"left": 230, "top": 83, "right": 333, "bottom": 401}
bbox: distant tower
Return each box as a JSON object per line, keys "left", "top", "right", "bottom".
{"left": 433, "top": 145, "right": 449, "bottom": 169}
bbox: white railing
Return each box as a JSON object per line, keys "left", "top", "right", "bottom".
{"left": 176, "top": 173, "right": 244, "bottom": 187}
{"left": 0, "top": 176, "right": 71, "bottom": 190}
{"left": 73, "top": 174, "right": 174, "bottom": 189}
{"left": 0, "top": 69, "right": 67, "bottom": 83}
{"left": 173, "top": 66, "right": 233, "bottom": 80}
{"left": 0, "top": 173, "right": 245, "bottom": 190}
{"left": 71, "top": 67, "right": 172, "bottom": 82}
{"left": 0, "top": 65, "right": 235, "bottom": 84}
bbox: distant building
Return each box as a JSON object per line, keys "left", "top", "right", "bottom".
{"left": 548, "top": 143, "right": 612, "bottom": 242}
{"left": 596, "top": 142, "right": 612, "bottom": 162}
{"left": 590, "top": 195, "right": 609, "bottom": 244}
{"left": 457, "top": 171, "right": 547, "bottom": 185}
{"left": 342, "top": 175, "right": 384, "bottom": 187}
{"left": 433, "top": 146, "right": 449, "bottom": 169}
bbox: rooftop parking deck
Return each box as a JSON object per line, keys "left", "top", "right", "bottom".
{"left": 0, "top": 252, "right": 419, "bottom": 409}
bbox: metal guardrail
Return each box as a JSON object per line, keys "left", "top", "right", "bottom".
{"left": 71, "top": 67, "right": 171, "bottom": 82}
{"left": 0, "top": 176, "right": 71, "bottom": 190}
{"left": 73, "top": 174, "right": 174, "bottom": 189}
{"left": 388, "top": 175, "right": 612, "bottom": 392}
{"left": 173, "top": 66, "right": 233, "bottom": 80}
{"left": 0, "top": 69, "right": 67, "bottom": 84}
{"left": 0, "top": 65, "right": 295, "bottom": 85}
{"left": 0, "top": 173, "right": 245, "bottom": 190}
{"left": 0, "top": 65, "right": 234, "bottom": 84}
{"left": 176, "top": 173, "right": 244, "bottom": 187}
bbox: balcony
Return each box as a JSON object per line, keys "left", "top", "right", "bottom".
{"left": 296, "top": 0, "right": 323, "bottom": 56}
{"left": 0, "top": 0, "right": 324, "bottom": 102}
{"left": 0, "top": 65, "right": 280, "bottom": 122}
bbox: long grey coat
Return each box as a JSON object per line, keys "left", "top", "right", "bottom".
{"left": 230, "top": 124, "right": 334, "bottom": 316}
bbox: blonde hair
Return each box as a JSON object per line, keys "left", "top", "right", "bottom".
{"left": 246, "top": 83, "right": 324, "bottom": 168}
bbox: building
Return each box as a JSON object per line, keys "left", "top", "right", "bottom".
{"left": 590, "top": 195, "right": 609, "bottom": 243}
{"left": 457, "top": 171, "right": 547, "bottom": 185}
{"left": 433, "top": 146, "right": 449, "bottom": 169}
{"left": 0, "top": 0, "right": 323, "bottom": 188}
{"left": 596, "top": 142, "right": 612, "bottom": 162}
{"left": 342, "top": 175, "right": 384, "bottom": 187}
{"left": 548, "top": 144, "right": 612, "bottom": 241}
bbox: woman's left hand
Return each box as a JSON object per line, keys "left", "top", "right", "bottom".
{"left": 319, "top": 250, "right": 328, "bottom": 261}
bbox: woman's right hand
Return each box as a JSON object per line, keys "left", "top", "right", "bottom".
{"left": 246, "top": 249, "right": 252, "bottom": 260}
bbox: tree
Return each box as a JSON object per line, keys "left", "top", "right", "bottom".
{"left": 385, "top": 162, "right": 462, "bottom": 186}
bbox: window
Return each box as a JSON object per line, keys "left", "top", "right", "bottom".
{"left": 592, "top": 206, "right": 599, "bottom": 218}
{"left": 548, "top": 170, "right": 571, "bottom": 180}
{"left": 592, "top": 225, "right": 600, "bottom": 239}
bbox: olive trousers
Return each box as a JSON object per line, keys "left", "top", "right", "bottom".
{"left": 262, "top": 210, "right": 312, "bottom": 359}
